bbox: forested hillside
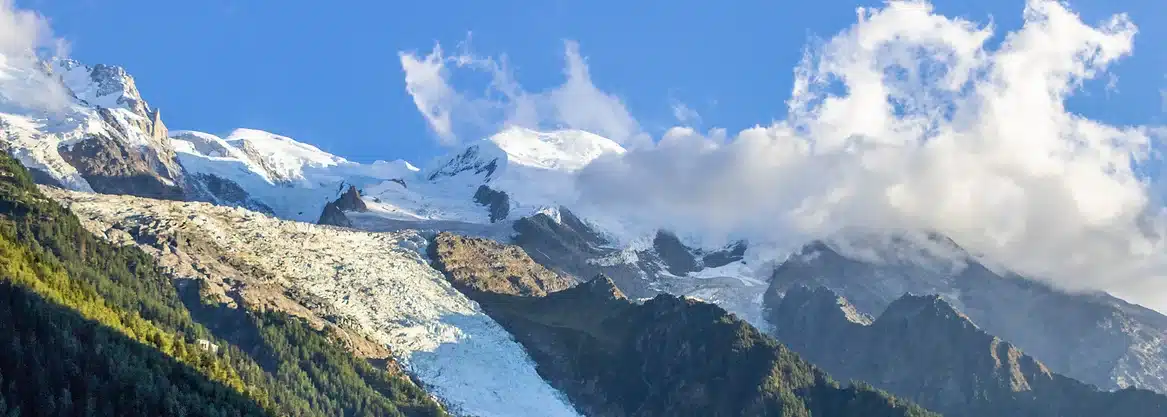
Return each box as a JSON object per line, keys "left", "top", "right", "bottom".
{"left": 0, "top": 151, "right": 447, "bottom": 417}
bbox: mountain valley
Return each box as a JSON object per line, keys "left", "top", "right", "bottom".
{"left": 2, "top": 52, "right": 1167, "bottom": 417}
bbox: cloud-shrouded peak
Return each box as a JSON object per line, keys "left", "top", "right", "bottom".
{"left": 394, "top": 1, "right": 1167, "bottom": 311}
{"left": 575, "top": 0, "right": 1167, "bottom": 311}
{"left": 399, "top": 39, "right": 644, "bottom": 147}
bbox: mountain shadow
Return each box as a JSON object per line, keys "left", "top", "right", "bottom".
{"left": 0, "top": 150, "right": 447, "bottom": 417}
{"left": 770, "top": 286, "right": 1167, "bottom": 417}
{"left": 0, "top": 281, "right": 268, "bottom": 416}
{"left": 429, "top": 232, "right": 936, "bottom": 417}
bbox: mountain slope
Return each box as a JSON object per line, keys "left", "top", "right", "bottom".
{"left": 764, "top": 230, "right": 1167, "bottom": 394}
{"left": 512, "top": 209, "right": 765, "bottom": 322}
{"left": 428, "top": 233, "right": 937, "bottom": 417}
{"left": 47, "top": 187, "right": 583, "bottom": 417}
{"left": 0, "top": 151, "right": 446, "bottom": 416}
{"left": 1, "top": 59, "right": 185, "bottom": 199}
{"left": 770, "top": 286, "right": 1167, "bottom": 417}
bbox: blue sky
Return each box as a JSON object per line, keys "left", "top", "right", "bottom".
{"left": 18, "top": 0, "right": 1165, "bottom": 164}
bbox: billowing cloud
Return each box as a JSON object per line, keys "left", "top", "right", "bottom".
{"left": 576, "top": 0, "right": 1167, "bottom": 310}
{"left": 0, "top": 0, "right": 71, "bottom": 114}
{"left": 399, "top": 39, "right": 642, "bottom": 146}
{"left": 400, "top": 0, "right": 1167, "bottom": 311}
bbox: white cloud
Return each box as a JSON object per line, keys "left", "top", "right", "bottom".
{"left": 398, "top": 0, "right": 1167, "bottom": 312}
{"left": 0, "top": 0, "right": 71, "bottom": 114}
{"left": 399, "top": 39, "right": 643, "bottom": 146}
{"left": 572, "top": 0, "right": 1167, "bottom": 311}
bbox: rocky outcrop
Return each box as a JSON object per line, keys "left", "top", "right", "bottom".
{"left": 652, "top": 231, "right": 699, "bottom": 275}
{"left": 316, "top": 201, "right": 352, "bottom": 227}
{"left": 651, "top": 231, "right": 748, "bottom": 276}
{"left": 429, "top": 232, "right": 575, "bottom": 297}
{"left": 59, "top": 132, "right": 186, "bottom": 200}
{"left": 315, "top": 185, "right": 368, "bottom": 227}
{"left": 513, "top": 208, "right": 660, "bottom": 297}
{"left": 764, "top": 234, "right": 1167, "bottom": 394}
{"left": 770, "top": 286, "right": 1167, "bottom": 417}
{"left": 334, "top": 185, "right": 369, "bottom": 212}
{"left": 512, "top": 209, "right": 758, "bottom": 317}
{"left": 472, "top": 185, "right": 509, "bottom": 223}
{"left": 700, "top": 240, "right": 747, "bottom": 269}
{"left": 429, "top": 235, "right": 936, "bottom": 417}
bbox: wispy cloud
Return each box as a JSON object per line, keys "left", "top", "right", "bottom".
{"left": 671, "top": 101, "right": 701, "bottom": 126}
{"left": 399, "top": 38, "right": 643, "bottom": 146}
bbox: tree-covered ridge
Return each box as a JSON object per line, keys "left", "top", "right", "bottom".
{"left": 429, "top": 233, "right": 937, "bottom": 416}
{"left": 0, "top": 151, "right": 447, "bottom": 417}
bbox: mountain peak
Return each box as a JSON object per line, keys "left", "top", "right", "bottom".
{"left": 780, "top": 285, "right": 873, "bottom": 325}
{"left": 580, "top": 274, "right": 627, "bottom": 301}
{"left": 486, "top": 126, "right": 625, "bottom": 172}
{"left": 52, "top": 59, "right": 147, "bottom": 115}
{"left": 877, "top": 293, "right": 975, "bottom": 328}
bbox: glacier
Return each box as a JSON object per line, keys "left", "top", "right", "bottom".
{"left": 48, "top": 188, "right": 583, "bottom": 417}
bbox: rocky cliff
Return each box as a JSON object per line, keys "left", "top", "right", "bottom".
{"left": 764, "top": 232, "right": 1167, "bottom": 394}
{"left": 429, "top": 234, "right": 936, "bottom": 417}
{"left": 770, "top": 286, "right": 1167, "bottom": 417}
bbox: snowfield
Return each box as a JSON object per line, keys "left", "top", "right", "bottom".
{"left": 47, "top": 188, "right": 582, "bottom": 417}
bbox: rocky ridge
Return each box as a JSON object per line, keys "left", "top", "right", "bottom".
{"left": 764, "top": 232, "right": 1167, "bottom": 394}
{"left": 770, "top": 286, "right": 1167, "bottom": 417}
{"left": 428, "top": 233, "right": 936, "bottom": 417}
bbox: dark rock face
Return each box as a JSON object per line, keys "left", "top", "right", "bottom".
{"left": 428, "top": 232, "right": 575, "bottom": 297}
{"left": 188, "top": 173, "right": 275, "bottom": 215}
{"left": 652, "top": 231, "right": 699, "bottom": 275}
{"left": 315, "top": 184, "right": 369, "bottom": 227}
{"left": 463, "top": 277, "right": 933, "bottom": 417}
{"left": 764, "top": 238, "right": 1167, "bottom": 393}
{"left": 651, "top": 231, "right": 748, "bottom": 276}
{"left": 513, "top": 208, "right": 660, "bottom": 298}
{"left": 512, "top": 208, "right": 751, "bottom": 301}
{"left": 472, "top": 185, "right": 509, "bottom": 223}
{"left": 59, "top": 133, "right": 186, "bottom": 200}
{"left": 429, "top": 235, "right": 936, "bottom": 417}
{"left": 701, "top": 240, "right": 747, "bottom": 269}
{"left": 316, "top": 202, "right": 351, "bottom": 227}
{"left": 771, "top": 286, "right": 1167, "bottom": 417}
{"left": 334, "top": 185, "right": 368, "bottom": 212}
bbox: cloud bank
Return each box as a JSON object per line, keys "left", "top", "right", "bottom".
{"left": 402, "top": 0, "right": 1167, "bottom": 311}
{"left": 399, "top": 39, "right": 645, "bottom": 147}
{"left": 0, "top": 0, "right": 71, "bottom": 114}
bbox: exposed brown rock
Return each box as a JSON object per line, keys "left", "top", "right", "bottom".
{"left": 429, "top": 231, "right": 575, "bottom": 297}
{"left": 59, "top": 133, "right": 186, "bottom": 200}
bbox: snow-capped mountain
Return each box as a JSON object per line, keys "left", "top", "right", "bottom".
{"left": 354, "top": 126, "right": 626, "bottom": 226}
{"left": 0, "top": 59, "right": 182, "bottom": 197}
{"left": 7, "top": 56, "right": 1167, "bottom": 407}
